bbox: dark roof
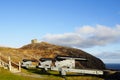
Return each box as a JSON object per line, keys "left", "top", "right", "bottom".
{"left": 22, "top": 59, "right": 38, "bottom": 62}
{"left": 55, "top": 55, "right": 87, "bottom": 61}
{"left": 39, "top": 58, "right": 53, "bottom": 62}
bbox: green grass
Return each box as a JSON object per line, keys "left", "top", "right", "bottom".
{"left": 26, "top": 68, "right": 104, "bottom": 80}
{"left": 0, "top": 68, "right": 41, "bottom": 80}
{"left": 0, "top": 68, "right": 62, "bottom": 80}
{"left": 0, "top": 68, "right": 104, "bottom": 80}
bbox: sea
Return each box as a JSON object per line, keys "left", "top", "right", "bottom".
{"left": 105, "top": 63, "right": 120, "bottom": 70}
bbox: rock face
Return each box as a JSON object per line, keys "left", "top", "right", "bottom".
{"left": 21, "top": 42, "right": 105, "bottom": 70}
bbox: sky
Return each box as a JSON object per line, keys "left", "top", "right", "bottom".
{"left": 0, "top": 0, "right": 120, "bottom": 63}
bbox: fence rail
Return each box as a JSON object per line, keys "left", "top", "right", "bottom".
{"left": 0, "top": 53, "right": 21, "bottom": 73}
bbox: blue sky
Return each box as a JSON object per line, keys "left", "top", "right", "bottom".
{"left": 0, "top": 0, "right": 120, "bottom": 63}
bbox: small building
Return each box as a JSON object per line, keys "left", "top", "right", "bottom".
{"left": 31, "top": 39, "right": 38, "bottom": 44}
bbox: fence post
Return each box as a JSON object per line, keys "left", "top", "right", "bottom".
{"left": 0, "top": 52, "right": 1, "bottom": 71}
{"left": 8, "top": 56, "right": 12, "bottom": 71}
{"left": 19, "top": 61, "right": 21, "bottom": 72}
{"left": 0, "top": 52, "right": 1, "bottom": 66}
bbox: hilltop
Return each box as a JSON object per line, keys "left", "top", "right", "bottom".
{"left": 0, "top": 42, "right": 105, "bottom": 69}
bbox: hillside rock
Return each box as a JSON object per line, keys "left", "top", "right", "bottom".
{"left": 20, "top": 42, "right": 105, "bottom": 70}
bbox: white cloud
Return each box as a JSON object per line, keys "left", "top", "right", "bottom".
{"left": 95, "top": 51, "right": 120, "bottom": 59}
{"left": 42, "top": 24, "right": 120, "bottom": 48}
{"left": 101, "top": 59, "right": 120, "bottom": 63}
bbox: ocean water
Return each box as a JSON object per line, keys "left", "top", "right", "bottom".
{"left": 105, "top": 63, "right": 120, "bottom": 70}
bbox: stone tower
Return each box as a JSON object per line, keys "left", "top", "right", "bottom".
{"left": 31, "top": 39, "right": 38, "bottom": 44}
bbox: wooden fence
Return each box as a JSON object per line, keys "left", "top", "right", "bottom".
{"left": 0, "top": 53, "right": 21, "bottom": 73}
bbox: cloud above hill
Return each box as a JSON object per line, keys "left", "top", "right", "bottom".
{"left": 42, "top": 24, "right": 120, "bottom": 48}
{"left": 94, "top": 50, "right": 120, "bottom": 63}
{"left": 95, "top": 50, "right": 120, "bottom": 59}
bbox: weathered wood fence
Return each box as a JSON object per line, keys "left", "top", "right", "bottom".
{"left": 0, "top": 53, "right": 21, "bottom": 73}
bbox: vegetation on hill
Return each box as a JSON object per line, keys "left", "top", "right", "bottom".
{"left": 20, "top": 42, "right": 105, "bottom": 69}
{"left": 0, "top": 42, "right": 105, "bottom": 69}
{"left": 2, "top": 42, "right": 120, "bottom": 80}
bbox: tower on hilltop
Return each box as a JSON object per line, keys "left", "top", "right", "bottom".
{"left": 31, "top": 39, "right": 38, "bottom": 44}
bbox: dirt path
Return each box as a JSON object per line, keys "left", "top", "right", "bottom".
{"left": 14, "top": 72, "right": 43, "bottom": 78}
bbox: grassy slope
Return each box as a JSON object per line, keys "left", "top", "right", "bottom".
{"left": 0, "top": 68, "right": 41, "bottom": 80}
{"left": 0, "top": 42, "right": 105, "bottom": 70}
{"left": 0, "top": 68, "right": 103, "bottom": 80}
{"left": 0, "top": 44, "right": 104, "bottom": 80}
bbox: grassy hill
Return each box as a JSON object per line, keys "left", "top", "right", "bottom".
{"left": 0, "top": 42, "right": 105, "bottom": 69}
{"left": 2, "top": 42, "right": 120, "bottom": 80}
